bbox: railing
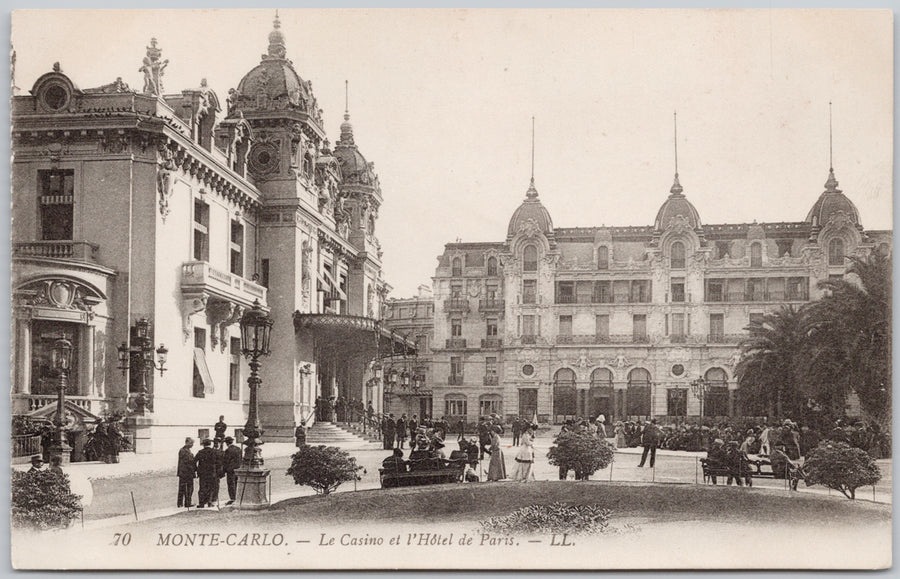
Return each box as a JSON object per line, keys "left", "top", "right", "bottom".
{"left": 478, "top": 298, "right": 505, "bottom": 312}
{"left": 448, "top": 374, "right": 464, "bottom": 385}
{"left": 481, "top": 338, "right": 503, "bottom": 349}
{"left": 483, "top": 375, "right": 499, "bottom": 386}
{"left": 707, "top": 290, "right": 809, "bottom": 303}
{"left": 13, "top": 241, "right": 99, "bottom": 263}
{"left": 520, "top": 335, "right": 538, "bottom": 344}
{"left": 707, "top": 333, "right": 747, "bottom": 344}
{"left": 445, "top": 338, "right": 467, "bottom": 350}
{"left": 18, "top": 394, "right": 101, "bottom": 414}
{"left": 443, "top": 298, "right": 470, "bottom": 313}
{"left": 12, "top": 434, "right": 42, "bottom": 458}
{"left": 670, "top": 334, "right": 688, "bottom": 343}
{"left": 182, "top": 261, "right": 268, "bottom": 305}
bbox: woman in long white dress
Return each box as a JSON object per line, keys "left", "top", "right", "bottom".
{"left": 511, "top": 428, "right": 536, "bottom": 481}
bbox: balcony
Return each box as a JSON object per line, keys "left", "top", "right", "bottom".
{"left": 181, "top": 261, "right": 267, "bottom": 307}
{"left": 479, "top": 298, "right": 505, "bottom": 312}
{"left": 707, "top": 333, "right": 746, "bottom": 344}
{"left": 13, "top": 240, "right": 99, "bottom": 263}
{"left": 444, "top": 298, "right": 470, "bottom": 313}
{"left": 448, "top": 374, "right": 464, "bottom": 385}
{"left": 670, "top": 334, "right": 688, "bottom": 344}
{"left": 13, "top": 394, "right": 104, "bottom": 415}
{"left": 483, "top": 375, "right": 499, "bottom": 386}
{"left": 520, "top": 335, "right": 538, "bottom": 345}
{"left": 445, "top": 338, "right": 467, "bottom": 350}
{"left": 481, "top": 337, "right": 503, "bottom": 349}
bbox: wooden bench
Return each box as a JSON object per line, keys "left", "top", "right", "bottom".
{"left": 379, "top": 458, "right": 466, "bottom": 489}
{"left": 700, "top": 458, "right": 776, "bottom": 484}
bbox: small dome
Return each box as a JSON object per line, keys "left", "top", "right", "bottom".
{"left": 333, "top": 111, "right": 377, "bottom": 185}
{"left": 654, "top": 174, "right": 701, "bottom": 230}
{"left": 805, "top": 169, "right": 860, "bottom": 226}
{"left": 507, "top": 179, "right": 554, "bottom": 238}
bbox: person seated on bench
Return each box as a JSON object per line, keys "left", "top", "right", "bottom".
{"left": 724, "top": 440, "right": 749, "bottom": 486}
{"left": 382, "top": 448, "right": 407, "bottom": 474}
{"left": 432, "top": 439, "right": 447, "bottom": 461}
{"left": 408, "top": 440, "right": 434, "bottom": 471}
{"left": 706, "top": 438, "right": 728, "bottom": 485}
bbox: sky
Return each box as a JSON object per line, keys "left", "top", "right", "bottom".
{"left": 11, "top": 9, "right": 893, "bottom": 297}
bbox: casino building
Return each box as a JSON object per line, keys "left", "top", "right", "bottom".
{"left": 11, "top": 15, "right": 411, "bottom": 453}
{"left": 429, "top": 157, "right": 891, "bottom": 425}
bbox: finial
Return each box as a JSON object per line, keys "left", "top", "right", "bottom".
{"left": 345, "top": 79, "right": 349, "bottom": 119}
{"left": 339, "top": 80, "right": 354, "bottom": 145}
{"left": 531, "top": 115, "right": 535, "bottom": 182}
{"left": 266, "top": 10, "right": 287, "bottom": 59}
{"left": 670, "top": 111, "right": 683, "bottom": 196}
{"left": 828, "top": 100, "right": 833, "bottom": 171}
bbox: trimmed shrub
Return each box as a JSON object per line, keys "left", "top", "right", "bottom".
{"left": 12, "top": 469, "right": 83, "bottom": 530}
{"left": 547, "top": 431, "right": 615, "bottom": 480}
{"left": 480, "top": 502, "right": 612, "bottom": 536}
{"left": 286, "top": 444, "right": 363, "bottom": 496}
{"left": 804, "top": 440, "right": 881, "bottom": 499}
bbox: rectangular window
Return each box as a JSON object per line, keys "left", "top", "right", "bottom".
{"left": 786, "top": 277, "right": 808, "bottom": 301}
{"left": 523, "top": 280, "right": 537, "bottom": 304}
{"left": 671, "top": 313, "right": 685, "bottom": 337}
{"left": 445, "top": 398, "right": 467, "bottom": 416}
{"left": 558, "top": 315, "right": 573, "bottom": 337}
{"left": 727, "top": 278, "right": 745, "bottom": 303}
{"left": 450, "top": 283, "right": 463, "bottom": 298}
{"left": 485, "top": 357, "right": 497, "bottom": 376}
{"left": 229, "top": 337, "right": 241, "bottom": 401}
{"left": 593, "top": 281, "right": 612, "bottom": 303}
{"left": 450, "top": 356, "right": 462, "bottom": 377}
{"left": 230, "top": 220, "right": 244, "bottom": 276}
{"left": 39, "top": 169, "right": 75, "bottom": 240}
{"left": 595, "top": 314, "right": 609, "bottom": 340}
{"left": 776, "top": 239, "right": 793, "bottom": 257}
{"left": 576, "top": 281, "right": 593, "bottom": 304}
{"left": 556, "top": 281, "right": 575, "bottom": 304}
{"left": 671, "top": 279, "right": 685, "bottom": 303}
{"left": 480, "top": 398, "right": 501, "bottom": 415}
{"left": 260, "top": 259, "right": 269, "bottom": 288}
{"left": 193, "top": 200, "right": 210, "bottom": 262}
{"left": 486, "top": 318, "right": 498, "bottom": 337}
{"left": 667, "top": 388, "right": 687, "bottom": 417}
{"left": 194, "top": 327, "right": 206, "bottom": 349}
{"left": 597, "top": 246, "right": 609, "bottom": 269}
{"left": 632, "top": 314, "right": 647, "bottom": 341}
{"left": 522, "top": 315, "right": 536, "bottom": 337}
{"left": 709, "top": 313, "right": 724, "bottom": 342}
{"left": 631, "top": 280, "right": 651, "bottom": 303}
{"left": 451, "top": 318, "right": 462, "bottom": 337}
{"left": 767, "top": 277, "right": 785, "bottom": 301}
{"left": 715, "top": 240, "right": 731, "bottom": 259}
{"left": 613, "top": 280, "right": 630, "bottom": 303}
{"left": 486, "top": 283, "right": 499, "bottom": 300}
{"left": 746, "top": 278, "right": 765, "bottom": 301}
{"left": 706, "top": 387, "right": 729, "bottom": 417}
{"left": 706, "top": 279, "right": 724, "bottom": 302}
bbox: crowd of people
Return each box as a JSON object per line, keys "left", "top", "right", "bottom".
{"left": 176, "top": 434, "right": 243, "bottom": 508}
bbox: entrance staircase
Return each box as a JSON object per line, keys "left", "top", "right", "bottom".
{"left": 305, "top": 422, "right": 380, "bottom": 448}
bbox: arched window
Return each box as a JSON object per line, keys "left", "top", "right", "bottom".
{"left": 589, "top": 368, "right": 613, "bottom": 420}
{"left": 704, "top": 367, "right": 729, "bottom": 417}
{"left": 451, "top": 257, "right": 462, "bottom": 277}
{"left": 597, "top": 246, "right": 609, "bottom": 270}
{"left": 487, "top": 256, "right": 498, "bottom": 277}
{"left": 627, "top": 368, "right": 651, "bottom": 417}
{"left": 523, "top": 245, "right": 538, "bottom": 272}
{"left": 750, "top": 243, "right": 762, "bottom": 268}
{"left": 828, "top": 238, "right": 845, "bottom": 266}
{"left": 553, "top": 368, "right": 577, "bottom": 422}
{"left": 671, "top": 241, "right": 686, "bottom": 269}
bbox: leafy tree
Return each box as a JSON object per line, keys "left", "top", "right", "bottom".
{"left": 286, "top": 444, "right": 363, "bottom": 496}
{"left": 803, "top": 440, "right": 881, "bottom": 499}
{"left": 547, "top": 431, "right": 615, "bottom": 480}
{"left": 807, "top": 254, "right": 891, "bottom": 430}
{"left": 736, "top": 305, "right": 810, "bottom": 419}
{"left": 11, "top": 469, "right": 83, "bottom": 530}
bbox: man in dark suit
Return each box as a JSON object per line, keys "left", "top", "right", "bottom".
{"left": 638, "top": 419, "right": 661, "bottom": 468}
{"left": 222, "top": 436, "right": 242, "bottom": 505}
{"left": 382, "top": 414, "right": 396, "bottom": 450}
{"left": 176, "top": 437, "right": 196, "bottom": 508}
{"left": 213, "top": 415, "right": 228, "bottom": 450}
{"left": 512, "top": 417, "right": 522, "bottom": 446}
{"left": 194, "top": 439, "right": 218, "bottom": 507}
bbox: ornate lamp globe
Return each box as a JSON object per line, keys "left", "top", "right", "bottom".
{"left": 240, "top": 300, "right": 274, "bottom": 358}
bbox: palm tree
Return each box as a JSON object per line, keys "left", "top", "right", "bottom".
{"left": 735, "top": 305, "right": 810, "bottom": 420}
{"left": 807, "top": 253, "right": 891, "bottom": 430}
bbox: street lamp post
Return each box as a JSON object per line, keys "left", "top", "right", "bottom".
{"left": 117, "top": 318, "right": 168, "bottom": 415}
{"left": 49, "top": 336, "right": 74, "bottom": 464}
{"left": 235, "top": 300, "right": 274, "bottom": 510}
{"left": 690, "top": 376, "right": 710, "bottom": 423}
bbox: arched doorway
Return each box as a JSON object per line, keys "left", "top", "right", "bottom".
{"left": 589, "top": 368, "right": 613, "bottom": 420}
{"left": 704, "top": 367, "right": 729, "bottom": 417}
{"left": 627, "top": 368, "right": 651, "bottom": 419}
{"left": 553, "top": 368, "right": 576, "bottom": 423}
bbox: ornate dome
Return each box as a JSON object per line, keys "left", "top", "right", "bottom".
{"left": 333, "top": 111, "right": 377, "bottom": 186}
{"left": 805, "top": 168, "right": 860, "bottom": 226}
{"left": 654, "top": 174, "right": 701, "bottom": 230}
{"left": 507, "top": 178, "right": 554, "bottom": 238}
{"left": 228, "top": 13, "right": 319, "bottom": 121}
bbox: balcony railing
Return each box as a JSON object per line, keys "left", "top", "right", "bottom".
{"left": 707, "top": 290, "right": 810, "bottom": 303}
{"left": 444, "top": 298, "right": 470, "bottom": 313}
{"left": 481, "top": 337, "right": 503, "bottom": 349}
{"left": 182, "top": 261, "right": 267, "bottom": 307}
{"left": 483, "top": 375, "right": 499, "bottom": 386}
{"left": 479, "top": 298, "right": 505, "bottom": 312}
{"left": 669, "top": 334, "right": 688, "bottom": 343}
{"left": 520, "top": 335, "right": 538, "bottom": 345}
{"left": 445, "top": 338, "right": 467, "bottom": 350}
{"left": 707, "top": 333, "right": 746, "bottom": 344}
{"left": 14, "top": 394, "right": 103, "bottom": 415}
{"left": 12, "top": 434, "right": 42, "bottom": 459}
{"left": 13, "top": 241, "right": 99, "bottom": 263}
{"left": 448, "top": 374, "right": 464, "bottom": 385}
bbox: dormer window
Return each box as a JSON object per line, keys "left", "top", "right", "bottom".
{"left": 597, "top": 246, "right": 609, "bottom": 269}
{"left": 487, "top": 256, "right": 498, "bottom": 277}
{"left": 670, "top": 241, "right": 685, "bottom": 269}
{"left": 451, "top": 257, "right": 462, "bottom": 277}
{"left": 828, "top": 238, "right": 845, "bottom": 266}
{"left": 39, "top": 169, "right": 74, "bottom": 240}
{"left": 750, "top": 243, "right": 762, "bottom": 268}
{"left": 523, "top": 245, "right": 538, "bottom": 272}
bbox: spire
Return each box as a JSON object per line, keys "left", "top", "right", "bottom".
{"left": 670, "top": 111, "right": 683, "bottom": 196}
{"left": 526, "top": 116, "right": 538, "bottom": 199}
{"left": 339, "top": 79, "right": 355, "bottom": 145}
{"left": 824, "top": 101, "right": 841, "bottom": 193}
{"left": 266, "top": 10, "right": 287, "bottom": 59}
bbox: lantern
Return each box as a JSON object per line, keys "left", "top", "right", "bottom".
{"left": 240, "top": 300, "right": 274, "bottom": 358}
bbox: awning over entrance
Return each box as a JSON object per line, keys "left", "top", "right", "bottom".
{"left": 293, "top": 313, "right": 417, "bottom": 358}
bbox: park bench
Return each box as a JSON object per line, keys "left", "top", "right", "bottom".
{"left": 379, "top": 457, "right": 466, "bottom": 489}
{"left": 700, "top": 458, "right": 776, "bottom": 484}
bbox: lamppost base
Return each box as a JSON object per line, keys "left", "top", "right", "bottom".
{"left": 49, "top": 443, "right": 72, "bottom": 466}
{"left": 234, "top": 468, "right": 271, "bottom": 510}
